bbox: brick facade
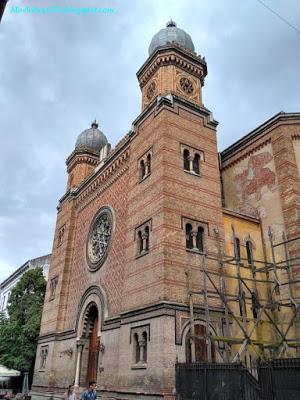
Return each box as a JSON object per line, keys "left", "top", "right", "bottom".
{"left": 32, "top": 26, "right": 300, "bottom": 400}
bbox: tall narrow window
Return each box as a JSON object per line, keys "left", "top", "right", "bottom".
{"left": 138, "top": 231, "right": 143, "bottom": 254}
{"left": 183, "top": 149, "right": 190, "bottom": 171}
{"left": 246, "top": 241, "right": 253, "bottom": 265}
{"left": 136, "top": 220, "right": 151, "bottom": 257}
{"left": 234, "top": 238, "right": 241, "bottom": 262}
{"left": 49, "top": 276, "right": 58, "bottom": 301}
{"left": 186, "top": 224, "right": 193, "bottom": 249}
{"left": 142, "top": 331, "right": 147, "bottom": 363}
{"left": 40, "top": 346, "right": 49, "bottom": 369}
{"left": 144, "top": 226, "right": 149, "bottom": 252}
{"left": 196, "top": 226, "right": 204, "bottom": 252}
{"left": 147, "top": 154, "right": 151, "bottom": 175}
{"left": 131, "top": 326, "right": 150, "bottom": 368}
{"left": 133, "top": 333, "right": 140, "bottom": 363}
{"left": 193, "top": 153, "right": 200, "bottom": 175}
{"left": 140, "top": 160, "right": 146, "bottom": 180}
{"left": 251, "top": 291, "right": 259, "bottom": 319}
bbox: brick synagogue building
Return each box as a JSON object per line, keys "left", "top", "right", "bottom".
{"left": 32, "top": 22, "right": 300, "bottom": 400}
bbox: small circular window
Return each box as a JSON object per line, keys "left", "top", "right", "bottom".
{"left": 86, "top": 206, "right": 113, "bottom": 271}
{"left": 179, "top": 77, "right": 194, "bottom": 94}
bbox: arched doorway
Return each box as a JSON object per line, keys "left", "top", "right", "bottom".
{"left": 75, "top": 286, "right": 108, "bottom": 388}
{"left": 76, "top": 302, "right": 101, "bottom": 386}
{"left": 185, "top": 324, "right": 216, "bottom": 362}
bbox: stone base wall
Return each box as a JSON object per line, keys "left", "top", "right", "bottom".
{"left": 31, "top": 390, "right": 174, "bottom": 400}
{"left": 32, "top": 305, "right": 222, "bottom": 400}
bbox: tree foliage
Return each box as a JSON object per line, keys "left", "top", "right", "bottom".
{"left": 0, "top": 267, "right": 47, "bottom": 371}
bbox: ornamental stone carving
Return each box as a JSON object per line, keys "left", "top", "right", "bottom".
{"left": 146, "top": 81, "right": 156, "bottom": 100}
{"left": 179, "top": 77, "right": 194, "bottom": 94}
{"left": 86, "top": 206, "right": 113, "bottom": 271}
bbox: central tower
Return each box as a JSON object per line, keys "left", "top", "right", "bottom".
{"left": 122, "top": 20, "right": 224, "bottom": 391}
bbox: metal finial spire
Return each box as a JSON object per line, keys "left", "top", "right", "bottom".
{"left": 91, "top": 119, "right": 98, "bottom": 129}
{"left": 166, "top": 19, "right": 176, "bottom": 28}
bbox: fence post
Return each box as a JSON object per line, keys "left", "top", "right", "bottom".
{"left": 204, "top": 367, "right": 207, "bottom": 400}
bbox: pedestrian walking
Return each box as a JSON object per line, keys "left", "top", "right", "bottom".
{"left": 80, "top": 381, "right": 97, "bottom": 400}
{"left": 64, "top": 385, "right": 74, "bottom": 400}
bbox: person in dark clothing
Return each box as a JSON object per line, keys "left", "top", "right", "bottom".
{"left": 80, "top": 381, "right": 97, "bottom": 400}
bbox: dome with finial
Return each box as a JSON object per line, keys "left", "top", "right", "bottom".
{"left": 148, "top": 20, "right": 195, "bottom": 56}
{"left": 75, "top": 120, "right": 108, "bottom": 152}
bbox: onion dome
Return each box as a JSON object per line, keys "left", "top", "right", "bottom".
{"left": 148, "top": 20, "right": 195, "bottom": 56}
{"left": 75, "top": 120, "right": 108, "bottom": 152}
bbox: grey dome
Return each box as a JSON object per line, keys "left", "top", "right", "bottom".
{"left": 148, "top": 20, "right": 195, "bottom": 56}
{"left": 75, "top": 121, "right": 107, "bottom": 152}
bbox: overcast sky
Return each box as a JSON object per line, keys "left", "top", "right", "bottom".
{"left": 0, "top": 0, "right": 299, "bottom": 283}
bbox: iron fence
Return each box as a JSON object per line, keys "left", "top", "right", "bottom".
{"left": 175, "top": 362, "right": 261, "bottom": 400}
{"left": 258, "top": 358, "right": 300, "bottom": 400}
{"left": 176, "top": 359, "right": 300, "bottom": 400}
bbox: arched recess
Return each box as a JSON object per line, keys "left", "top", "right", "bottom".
{"left": 181, "top": 320, "right": 217, "bottom": 363}
{"left": 74, "top": 285, "right": 108, "bottom": 386}
{"left": 76, "top": 285, "right": 108, "bottom": 338}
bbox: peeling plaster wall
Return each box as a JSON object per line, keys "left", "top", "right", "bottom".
{"left": 222, "top": 143, "right": 285, "bottom": 243}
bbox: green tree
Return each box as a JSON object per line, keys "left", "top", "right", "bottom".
{"left": 0, "top": 267, "right": 47, "bottom": 371}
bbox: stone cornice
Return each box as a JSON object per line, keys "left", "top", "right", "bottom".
{"left": 133, "top": 94, "right": 218, "bottom": 131}
{"left": 220, "top": 112, "right": 300, "bottom": 168}
{"left": 36, "top": 300, "right": 225, "bottom": 344}
{"left": 66, "top": 147, "right": 100, "bottom": 168}
{"left": 137, "top": 45, "right": 207, "bottom": 88}
{"left": 66, "top": 153, "right": 99, "bottom": 173}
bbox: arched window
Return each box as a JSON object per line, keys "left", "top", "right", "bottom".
{"left": 196, "top": 227, "right": 204, "bottom": 252}
{"left": 138, "top": 230, "right": 143, "bottom": 254}
{"left": 144, "top": 226, "right": 149, "bottom": 252}
{"left": 183, "top": 149, "right": 190, "bottom": 171}
{"left": 193, "top": 153, "right": 200, "bottom": 175}
{"left": 140, "top": 160, "right": 146, "bottom": 180}
{"left": 246, "top": 241, "right": 253, "bottom": 265}
{"left": 133, "top": 333, "right": 140, "bottom": 363}
{"left": 142, "top": 331, "right": 147, "bottom": 363}
{"left": 186, "top": 224, "right": 193, "bottom": 249}
{"left": 185, "top": 324, "right": 215, "bottom": 363}
{"left": 251, "top": 291, "right": 259, "bottom": 319}
{"left": 147, "top": 153, "right": 151, "bottom": 175}
{"left": 234, "top": 237, "right": 241, "bottom": 262}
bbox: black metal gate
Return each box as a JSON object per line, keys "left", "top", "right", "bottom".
{"left": 176, "top": 359, "right": 300, "bottom": 400}
{"left": 175, "top": 362, "right": 261, "bottom": 400}
{"left": 258, "top": 358, "right": 300, "bottom": 400}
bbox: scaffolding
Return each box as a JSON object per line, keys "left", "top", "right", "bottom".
{"left": 187, "top": 226, "right": 300, "bottom": 369}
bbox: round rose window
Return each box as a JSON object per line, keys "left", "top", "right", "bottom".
{"left": 86, "top": 206, "right": 113, "bottom": 271}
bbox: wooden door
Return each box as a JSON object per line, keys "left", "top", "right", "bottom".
{"left": 87, "top": 315, "right": 99, "bottom": 383}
